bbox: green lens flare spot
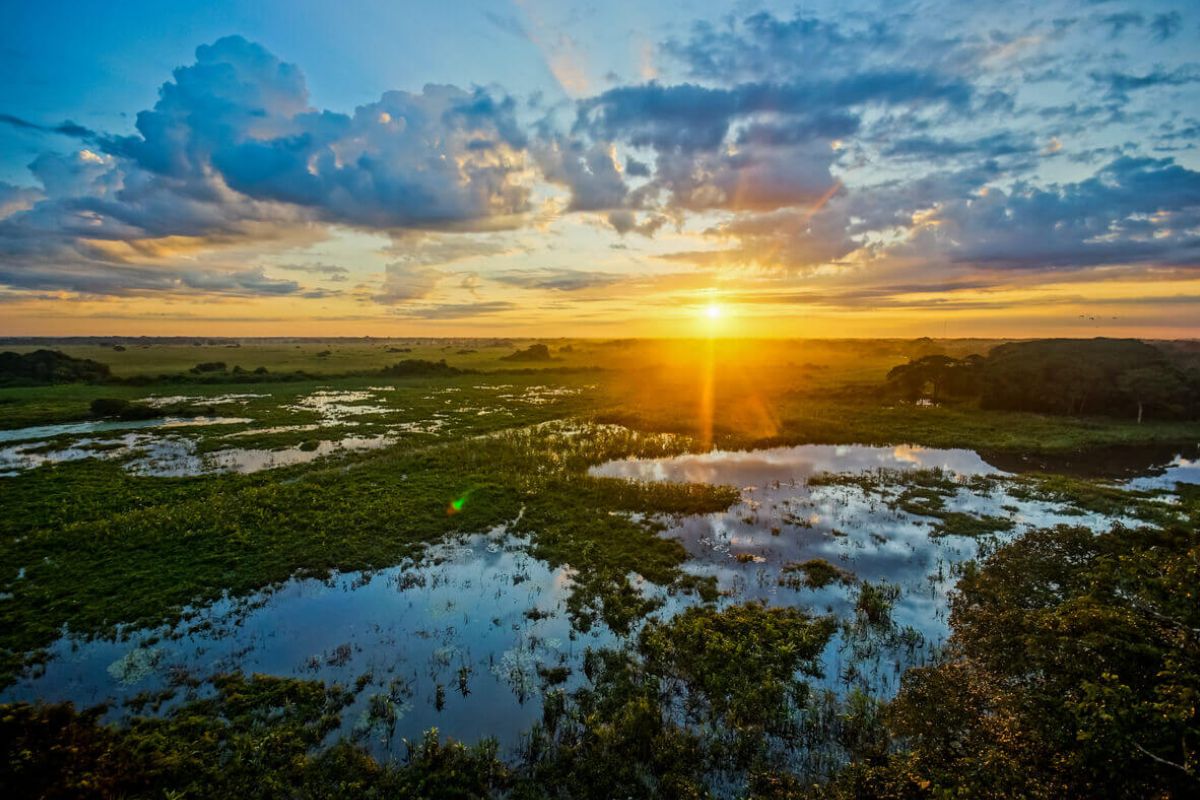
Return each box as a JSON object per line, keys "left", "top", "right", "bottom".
{"left": 447, "top": 493, "right": 469, "bottom": 515}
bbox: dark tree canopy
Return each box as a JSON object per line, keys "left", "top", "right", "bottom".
{"left": 501, "top": 344, "right": 554, "bottom": 362}
{"left": 0, "top": 350, "right": 111, "bottom": 386}
{"left": 885, "top": 339, "right": 1197, "bottom": 420}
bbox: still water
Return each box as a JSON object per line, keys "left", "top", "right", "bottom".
{"left": 4, "top": 441, "right": 1188, "bottom": 755}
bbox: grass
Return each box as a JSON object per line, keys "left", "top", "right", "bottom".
{"left": 780, "top": 559, "right": 855, "bottom": 590}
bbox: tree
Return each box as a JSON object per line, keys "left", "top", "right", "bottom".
{"left": 1118, "top": 365, "right": 1188, "bottom": 423}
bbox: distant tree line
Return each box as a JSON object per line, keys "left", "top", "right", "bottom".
{"left": 886, "top": 339, "right": 1199, "bottom": 421}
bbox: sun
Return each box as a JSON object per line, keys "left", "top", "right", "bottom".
{"left": 705, "top": 303, "right": 722, "bottom": 320}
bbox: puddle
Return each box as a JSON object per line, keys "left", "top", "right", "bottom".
{"left": 0, "top": 416, "right": 252, "bottom": 445}
{"left": 590, "top": 443, "right": 1000, "bottom": 485}
{"left": 1, "top": 429, "right": 395, "bottom": 477}
{"left": 285, "top": 389, "right": 394, "bottom": 423}
{"left": 128, "top": 434, "right": 398, "bottom": 477}
{"left": 3, "top": 527, "right": 622, "bottom": 755}
{"left": 1127, "top": 453, "right": 1200, "bottom": 490}
{"left": 497, "top": 385, "right": 587, "bottom": 405}
{"left": 145, "top": 393, "right": 268, "bottom": 408}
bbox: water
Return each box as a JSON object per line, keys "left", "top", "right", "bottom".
{"left": 4, "top": 526, "right": 624, "bottom": 754}
{"left": 590, "top": 444, "right": 1136, "bottom": 696}
{"left": 589, "top": 443, "right": 999, "bottom": 485}
{"left": 0, "top": 416, "right": 252, "bottom": 444}
{"left": 2, "top": 440, "right": 1185, "bottom": 754}
{"left": 1127, "top": 453, "right": 1200, "bottom": 490}
{"left": 0, "top": 427, "right": 395, "bottom": 477}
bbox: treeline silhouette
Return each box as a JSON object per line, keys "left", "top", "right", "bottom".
{"left": 887, "top": 339, "right": 1199, "bottom": 421}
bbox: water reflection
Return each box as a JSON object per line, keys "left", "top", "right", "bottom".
{"left": 590, "top": 443, "right": 1001, "bottom": 485}
{"left": 3, "top": 528, "right": 621, "bottom": 754}
{"left": 591, "top": 443, "right": 1131, "bottom": 697}
{"left": 0, "top": 416, "right": 252, "bottom": 445}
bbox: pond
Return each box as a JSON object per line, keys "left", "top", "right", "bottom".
{"left": 4, "top": 524, "right": 625, "bottom": 755}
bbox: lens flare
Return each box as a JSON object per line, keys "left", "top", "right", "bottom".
{"left": 447, "top": 494, "right": 468, "bottom": 515}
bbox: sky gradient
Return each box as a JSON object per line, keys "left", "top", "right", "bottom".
{"left": 1, "top": 0, "right": 1198, "bottom": 337}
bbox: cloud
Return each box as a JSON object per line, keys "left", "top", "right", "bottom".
{"left": 1150, "top": 12, "right": 1183, "bottom": 41}
{"left": 1098, "top": 12, "right": 1143, "bottom": 38}
{"left": 1090, "top": 66, "right": 1200, "bottom": 100}
{"left": 881, "top": 133, "right": 1037, "bottom": 160}
{"left": 490, "top": 268, "right": 625, "bottom": 291}
{"left": 902, "top": 156, "right": 1200, "bottom": 271}
{"left": 389, "top": 300, "right": 517, "bottom": 319}
{"left": 0, "top": 259, "right": 306, "bottom": 298}
{"left": 374, "top": 263, "right": 441, "bottom": 304}
{"left": 0, "top": 113, "right": 98, "bottom": 140}
{"left": 0, "top": 36, "right": 537, "bottom": 298}
{"left": 110, "top": 36, "right": 533, "bottom": 230}
{"left": 575, "top": 73, "right": 971, "bottom": 154}
{"left": 3, "top": 6, "right": 1200, "bottom": 318}
{"left": 663, "top": 12, "right": 903, "bottom": 84}
{"left": 534, "top": 135, "right": 628, "bottom": 211}
{"left": 275, "top": 262, "right": 350, "bottom": 279}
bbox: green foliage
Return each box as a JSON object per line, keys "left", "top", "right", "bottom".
{"left": 0, "top": 349, "right": 111, "bottom": 385}
{"left": 780, "top": 559, "right": 855, "bottom": 590}
{"left": 0, "top": 674, "right": 509, "bottom": 799}
{"left": 981, "top": 338, "right": 1195, "bottom": 419}
{"left": 841, "top": 519, "right": 1200, "bottom": 799}
{"left": 517, "top": 604, "right": 838, "bottom": 797}
{"left": 501, "top": 344, "right": 553, "bottom": 362}
{"left": 379, "top": 358, "right": 467, "bottom": 377}
{"left": 885, "top": 353, "right": 983, "bottom": 402}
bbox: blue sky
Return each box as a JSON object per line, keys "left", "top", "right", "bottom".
{"left": 1, "top": 0, "right": 1198, "bottom": 336}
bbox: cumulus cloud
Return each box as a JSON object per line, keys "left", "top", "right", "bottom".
{"left": 0, "top": 36, "right": 534, "bottom": 298}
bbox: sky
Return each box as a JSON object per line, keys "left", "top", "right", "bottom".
{"left": 1, "top": 0, "right": 1198, "bottom": 338}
